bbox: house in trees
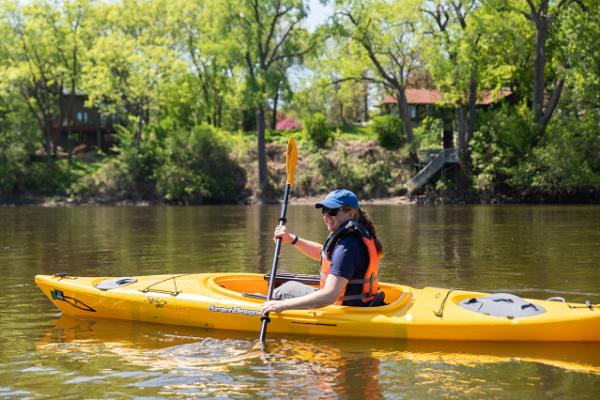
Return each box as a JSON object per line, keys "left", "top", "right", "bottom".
{"left": 381, "top": 88, "right": 513, "bottom": 194}
{"left": 52, "top": 94, "right": 117, "bottom": 153}
{"left": 381, "top": 88, "right": 513, "bottom": 148}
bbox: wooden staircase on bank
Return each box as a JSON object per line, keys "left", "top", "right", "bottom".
{"left": 405, "top": 149, "right": 459, "bottom": 194}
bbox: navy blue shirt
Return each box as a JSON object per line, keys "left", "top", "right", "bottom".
{"left": 328, "top": 234, "right": 370, "bottom": 306}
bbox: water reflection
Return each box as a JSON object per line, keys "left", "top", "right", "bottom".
{"left": 32, "top": 316, "right": 600, "bottom": 399}
{"left": 36, "top": 316, "right": 387, "bottom": 398}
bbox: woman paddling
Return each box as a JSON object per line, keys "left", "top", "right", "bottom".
{"left": 260, "top": 189, "right": 384, "bottom": 316}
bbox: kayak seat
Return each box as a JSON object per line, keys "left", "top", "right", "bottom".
{"left": 367, "top": 291, "right": 386, "bottom": 307}
{"left": 458, "top": 293, "right": 546, "bottom": 318}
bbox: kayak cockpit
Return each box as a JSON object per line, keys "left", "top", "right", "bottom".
{"left": 208, "top": 273, "right": 412, "bottom": 308}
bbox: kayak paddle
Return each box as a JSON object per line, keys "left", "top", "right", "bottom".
{"left": 259, "top": 137, "right": 298, "bottom": 345}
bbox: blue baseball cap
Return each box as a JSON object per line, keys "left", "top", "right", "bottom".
{"left": 315, "top": 189, "right": 360, "bottom": 210}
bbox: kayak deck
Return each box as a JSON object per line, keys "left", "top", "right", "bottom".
{"left": 35, "top": 272, "right": 600, "bottom": 342}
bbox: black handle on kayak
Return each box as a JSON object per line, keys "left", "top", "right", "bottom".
{"left": 259, "top": 182, "right": 292, "bottom": 344}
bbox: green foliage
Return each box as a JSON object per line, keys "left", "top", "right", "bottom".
{"left": 0, "top": 129, "right": 29, "bottom": 194}
{"left": 508, "top": 112, "right": 600, "bottom": 195}
{"left": 72, "top": 126, "right": 163, "bottom": 200}
{"left": 0, "top": 96, "right": 36, "bottom": 194}
{"left": 154, "top": 125, "right": 245, "bottom": 203}
{"left": 370, "top": 115, "right": 405, "bottom": 150}
{"left": 70, "top": 158, "right": 133, "bottom": 200}
{"left": 470, "top": 105, "right": 600, "bottom": 198}
{"left": 114, "top": 126, "right": 164, "bottom": 190}
{"left": 435, "top": 178, "right": 457, "bottom": 193}
{"left": 413, "top": 117, "right": 443, "bottom": 151}
{"left": 303, "top": 112, "right": 332, "bottom": 147}
{"left": 25, "top": 159, "right": 100, "bottom": 196}
{"left": 470, "top": 104, "right": 536, "bottom": 192}
{"left": 0, "top": 0, "right": 599, "bottom": 203}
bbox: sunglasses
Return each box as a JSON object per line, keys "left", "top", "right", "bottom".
{"left": 321, "top": 207, "right": 351, "bottom": 217}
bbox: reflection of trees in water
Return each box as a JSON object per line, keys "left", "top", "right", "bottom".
{"left": 7, "top": 205, "right": 598, "bottom": 295}
{"left": 254, "top": 205, "right": 271, "bottom": 274}
{"left": 336, "top": 356, "right": 383, "bottom": 400}
{"left": 244, "top": 204, "right": 283, "bottom": 274}
{"left": 373, "top": 206, "right": 474, "bottom": 287}
{"left": 35, "top": 316, "right": 600, "bottom": 399}
{"left": 439, "top": 208, "right": 474, "bottom": 282}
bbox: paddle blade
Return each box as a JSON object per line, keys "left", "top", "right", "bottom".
{"left": 285, "top": 137, "right": 298, "bottom": 185}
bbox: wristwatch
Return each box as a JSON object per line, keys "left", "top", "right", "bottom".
{"left": 291, "top": 234, "right": 299, "bottom": 245}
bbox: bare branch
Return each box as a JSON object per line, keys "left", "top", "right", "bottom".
{"left": 325, "top": 75, "right": 385, "bottom": 88}
{"left": 264, "top": 1, "right": 293, "bottom": 61}
{"left": 266, "top": 17, "right": 301, "bottom": 68}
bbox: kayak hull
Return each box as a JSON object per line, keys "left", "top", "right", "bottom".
{"left": 35, "top": 273, "right": 600, "bottom": 342}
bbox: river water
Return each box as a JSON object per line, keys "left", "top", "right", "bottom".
{"left": 1, "top": 205, "right": 599, "bottom": 399}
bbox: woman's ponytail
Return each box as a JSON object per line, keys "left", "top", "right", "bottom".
{"left": 357, "top": 208, "right": 383, "bottom": 256}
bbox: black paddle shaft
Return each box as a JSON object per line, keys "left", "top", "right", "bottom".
{"left": 259, "top": 183, "right": 292, "bottom": 343}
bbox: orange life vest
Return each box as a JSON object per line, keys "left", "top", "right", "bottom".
{"left": 319, "top": 221, "right": 380, "bottom": 305}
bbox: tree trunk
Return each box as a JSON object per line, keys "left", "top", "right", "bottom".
{"left": 44, "top": 115, "right": 53, "bottom": 166}
{"left": 257, "top": 104, "right": 267, "bottom": 200}
{"left": 135, "top": 112, "right": 143, "bottom": 152}
{"left": 456, "top": 102, "right": 466, "bottom": 155}
{"left": 466, "top": 72, "right": 477, "bottom": 145}
{"left": 533, "top": 21, "right": 548, "bottom": 124}
{"left": 396, "top": 88, "right": 417, "bottom": 165}
{"left": 271, "top": 83, "right": 280, "bottom": 130}
{"left": 396, "top": 89, "right": 414, "bottom": 144}
{"left": 216, "top": 98, "right": 223, "bottom": 128}
{"left": 67, "top": 91, "right": 76, "bottom": 163}
{"left": 363, "top": 82, "right": 369, "bottom": 122}
{"left": 56, "top": 84, "right": 65, "bottom": 159}
{"left": 464, "top": 71, "right": 478, "bottom": 167}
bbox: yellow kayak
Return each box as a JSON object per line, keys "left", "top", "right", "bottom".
{"left": 35, "top": 272, "right": 600, "bottom": 342}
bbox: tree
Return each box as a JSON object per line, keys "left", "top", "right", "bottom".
{"left": 169, "top": 0, "right": 239, "bottom": 129}
{"left": 557, "top": 0, "right": 600, "bottom": 112}
{"left": 2, "top": 0, "right": 70, "bottom": 164}
{"left": 233, "top": 0, "right": 312, "bottom": 199}
{"left": 81, "top": 0, "right": 185, "bottom": 150}
{"left": 421, "top": 0, "right": 480, "bottom": 163}
{"left": 332, "top": 0, "right": 421, "bottom": 162}
{"left": 510, "top": 0, "right": 587, "bottom": 134}
{"left": 57, "top": 0, "right": 90, "bottom": 161}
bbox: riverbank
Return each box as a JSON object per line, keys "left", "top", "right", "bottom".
{"left": 0, "top": 193, "right": 416, "bottom": 207}
{"left": 2, "top": 138, "right": 598, "bottom": 206}
{"left": 6, "top": 191, "right": 597, "bottom": 208}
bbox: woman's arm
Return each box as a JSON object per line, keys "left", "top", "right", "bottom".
{"left": 260, "top": 274, "right": 347, "bottom": 314}
{"left": 274, "top": 225, "right": 322, "bottom": 261}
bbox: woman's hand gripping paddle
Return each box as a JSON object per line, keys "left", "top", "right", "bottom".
{"left": 258, "top": 137, "right": 298, "bottom": 346}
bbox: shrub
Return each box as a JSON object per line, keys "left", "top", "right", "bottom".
{"left": 0, "top": 99, "right": 37, "bottom": 195}
{"left": 370, "top": 115, "right": 405, "bottom": 149}
{"left": 154, "top": 125, "right": 246, "bottom": 203}
{"left": 510, "top": 112, "right": 600, "bottom": 196}
{"left": 413, "top": 117, "right": 443, "bottom": 151}
{"left": 470, "top": 104, "right": 536, "bottom": 192}
{"left": 72, "top": 125, "right": 164, "bottom": 200}
{"left": 0, "top": 130, "right": 29, "bottom": 194}
{"left": 303, "top": 112, "right": 332, "bottom": 147}
{"left": 113, "top": 126, "right": 164, "bottom": 188}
